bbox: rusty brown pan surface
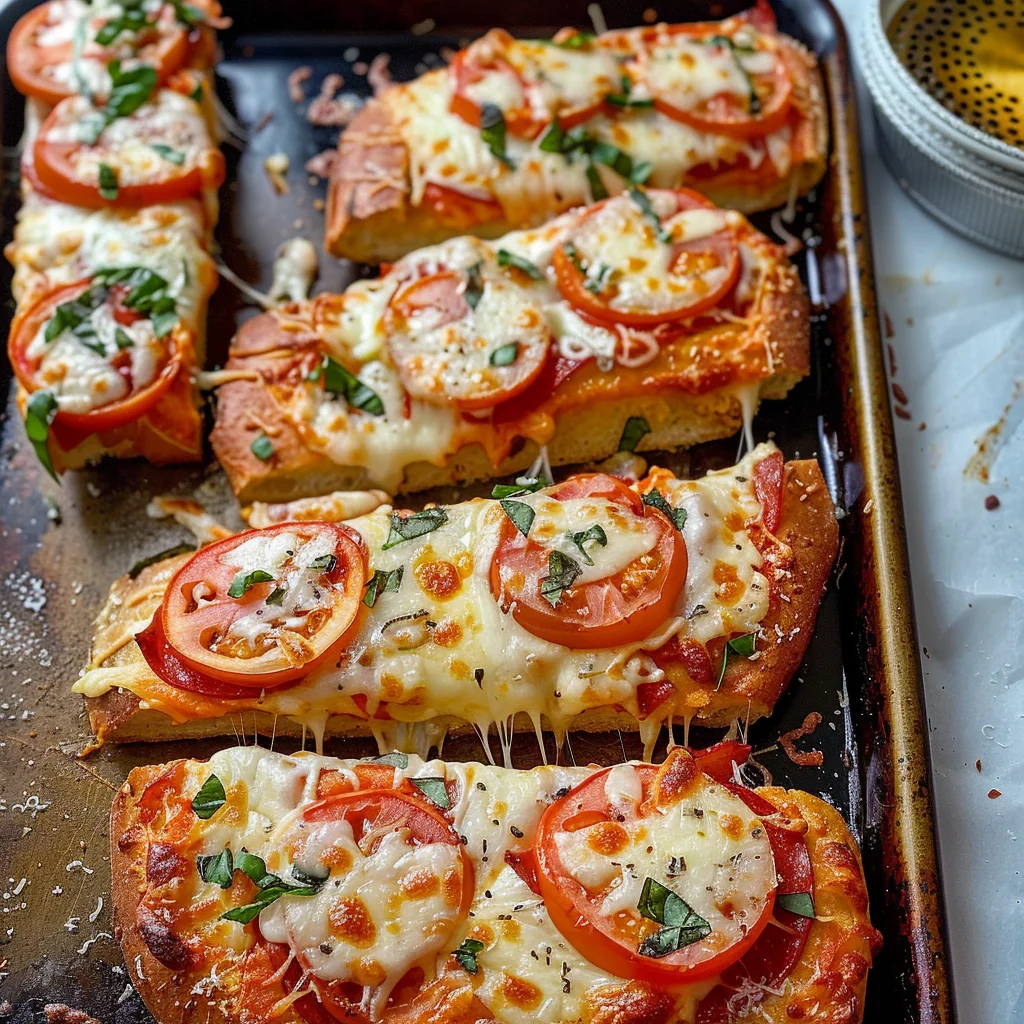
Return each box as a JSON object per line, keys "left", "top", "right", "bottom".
{"left": 0, "top": 1, "right": 953, "bottom": 1021}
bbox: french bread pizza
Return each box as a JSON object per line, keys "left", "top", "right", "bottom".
{"left": 212, "top": 188, "right": 808, "bottom": 501}
{"left": 326, "top": 3, "right": 827, "bottom": 263}
{"left": 111, "top": 743, "right": 880, "bottom": 1023}
{"left": 75, "top": 443, "right": 838, "bottom": 748}
{"left": 5, "top": 0, "right": 227, "bottom": 474}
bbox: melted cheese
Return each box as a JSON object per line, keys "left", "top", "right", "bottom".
{"left": 26, "top": 299, "right": 164, "bottom": 414}
{"left": 30, "top": 0, "right": 181, "bottom": 100}
{"left": 272, "top": 196, "right": 780, "bottom": 489}
{"left": 553, "top": 765, "right": 775, "bottom": 950}
{"left": 167, "top": 747, "right": 788, "bottom": 1023}
{"left": 47, "top": 89, "right": 215, "bottom": 189}
{"left": 220, "top": 529, "right": 340, "bottom": 649}
{"left": 382, "top": 20, "right": 798, "bottom": 223}
{"left": 10, "top": 195, "right": 213, "bottom": 328}
{"left": 76, "top": 445, "right": 777, "bottom": 743}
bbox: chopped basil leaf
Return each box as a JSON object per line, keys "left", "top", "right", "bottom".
{"left": 605, "top": 74, "right": 655, "bottom": 109}
{"left": 227, "top": 568, "right": 275, "bottom": 598}
{"left": 363, "top": 566, "right": 404, "bottom": 608}
{"left": 191, "top": 774, "right": 226, "bottom": 819}
{"left": 79, "top": 61, "right": 156, "bottom": 146}
{"left": 150, "top": 143, "right": 185, "bottom": 165}
{"left": 539, "top": 118, "right": 566, "bottom": 153}
{"left": 291, "top": 864, "right": 330, "bottom": 888}
{"left": 586, "top": 161, "right": 608, "bottom": 200}
{"left": 496, "top": 249, "right": 543, "bottom": 280}
{"left": 104, "top": 59, "right": 157, "bottom": 123}
{"left": 92, "top": 266, "right": 179, "bottom": 338}
{"left": 776, "top": 892, "right": 816, "bottom": 919}
{"left": 479, "top": 103, "right": 513, "bottom": 166}
{"left": 716, "top": 631, "right": 758, "bottom": 689}
{"left": 309, "top": 553, "right": 338, "bottom": 573}
{"left": 170, "top": 0, "right": 207, "bottom": 27}
{"left": 619, "top": 415, "right": 651, "bottom": 453}
{"left": 584, "top": 263, "right": 613, "bottom": 295}
{"left": 569, "top": 524, "right": 607, "bottom": 565}
{"left": 630, "top": 160, "right": 654, "bottom": 185}
{"left": 196, "top": 848, "right": 233, "bottom": 888}
{"left": 98, "top": 163, "right": 119, "bottom": 201}
{"left": 44, "top": 286, "right": 107, "bottom": 343}
{"left": 265, "top": 586, "right": 286, "bottom": 606}
{"left": 24, "top": 390, "right": 59, "bottom": 483}
{"left": 499, "top": 499, "right": 535, "bottom": 538}
{"left": 220, "top": 854, "right": 327, "bottom": 925}
{"left": 382, "top": 507, "right": 449, "bottom": 550}
{"left": 491, "top": 476, "right": 544, "bottom": 499}
{"left": 322, "top": 355, "right": 385, "bottom": 415}
{"left": 190, "top": 81, "right": 204, "bottom": 104}
{"left": 464, "top": 261, "right": 485, "bottom": 310}
{"left": 490, "top": 342, "right": 518, "bottom": 366}
{"left": 636, "top": 877, "right": 711, "bottom": 957}
{"left": 250, "top": 432, "right": 274, "bottom": 461}
{"left": 641, "top": 488, "right": 687, "bottom": 531}
{"left": 555, "top": 31, "right": 595, "bottom": 49}
{"left": 128, "top": 542, "right": 196, "bottom": 579}
{"left": 371, "top": 752, "right": 409, "bottom": 768}
{"left": 629, "top": 187, "right": 672, "bottom": 242}
{"left": 95, "top": 5, "right": 150, "bottom": 45}
{"left": 540, "top": 549, "right": 582, "bottom": 608}
{"left": 410, "top": 777, "right": 451, "bottom": 809}
{"left": 235, "top": 851, "right": 274, "bottom": 886}
{"left": 453, "top": 937, "right": 485, "bottom": 974}
{"left": 706, "top": 34, "right": 761, "bottom": 113}
{"left": 114, "top": 326, "right": 135, "bottom": 350}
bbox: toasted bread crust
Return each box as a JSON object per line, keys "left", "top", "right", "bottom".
{"left": 326, "top": 37, "right": 828, "bottom": 263}
{"left": 111, "top": 761, "right": 876, "bottom": 1024}
{"left": 80, "top": 457, "right": 836, "bottom": 744}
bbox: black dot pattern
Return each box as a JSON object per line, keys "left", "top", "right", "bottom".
{"left": 887, "top": 0, "right": 1024, "bottom": 148}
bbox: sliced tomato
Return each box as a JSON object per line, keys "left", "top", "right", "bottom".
{"left": 272, "top": 790, "right": 475, "bottom": 1024}
{"left": 33, "top": 91, "right": 224, "bottom": 209}
{"left": 696, "top": 780, "right": 815, "bottom": 1023}
{"left": 7, "top": 1, "right": 190, "bottom": 107}
{"left": 385, "top": 258, "right": 551, "bottom": 411}
{"left": 489, "top": 473, "right": 687, "bottom": 649}
{"left": 692, "top": 740, "right": 752, "bottom": 785}
{"left": 422, "top": 182, "right": 503, "bottom": 228}
{"left": 450, "top": 46, "right": 541, "bottom": 138}
{"left": 489, "top": 351, "right": 586, "bottom": 425}
{"left": 641, "top": 25, "right": 793, "bottom": 140}
{"left": 159, "top": 523, "right": 366, "bottom": 688}
{"left": 552, "top": 190, "right": 741, "bottom": 328}
{"left": 8, "top": 278, "right": 185, "bottom": 434}
{"left": 534, "top": 750, "right": 778, "bottom": 987}
{"left": 753, "top": 449, "right": 785, "bottom": 534}
{"left": 136, "top": 609, "right": 292, "bottom": 699}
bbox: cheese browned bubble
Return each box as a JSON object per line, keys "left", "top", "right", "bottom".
{"left": 175, "top": 746, "right": 781, "bottom": 1022}
{"left": 76, "top": 444, "right": 776, "bottom": 755}
{"left": 271, "top": 194, "right": 777, "bottom": 492}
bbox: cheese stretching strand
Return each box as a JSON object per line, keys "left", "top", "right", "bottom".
{"left": 5, "top": 0, "right": 227, "bottom": 474}
{"left": 112, "top": 744, "right": 881, "bottom": 1024}
{"left": 75, "top": 444, "right": 839, "bottom": 750}
{"left": 212, "top": 189, "right": 809, "bottom": 501}
{"left": 326, "top": 3, "right": 828, "bottom": 262}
